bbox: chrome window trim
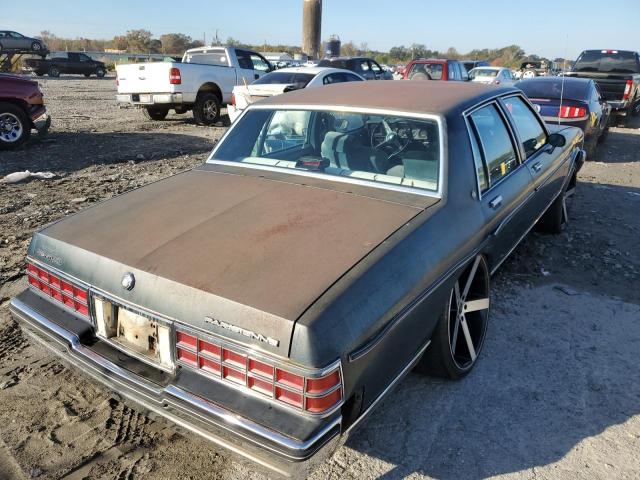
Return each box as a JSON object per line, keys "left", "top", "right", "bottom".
{"left": 464, "top": 100, "right": 523, "bottom": 198}
{"left": 497, "top": 94, "right": 550, "bottom": 162}
{"left": 207, "top": 104, "right": 446, "bottom": 199}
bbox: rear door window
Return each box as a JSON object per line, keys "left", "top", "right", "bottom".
{"left": 501, "top": 96, "right": 547, "bottom": 158}
{"left": 469, "top": 104, "right": 519, "bottom": 186}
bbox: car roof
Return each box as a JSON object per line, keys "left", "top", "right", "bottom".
{"left": 255, "top": 80, "right": 516, "bottom": 116}
{"left": 271, "top": 66, "right": 359, "bottom": 76}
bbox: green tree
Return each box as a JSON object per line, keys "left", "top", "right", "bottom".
{"left": 125, "top": 29, "right": 152, "bottom": 53}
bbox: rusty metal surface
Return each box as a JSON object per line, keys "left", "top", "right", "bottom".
{"left": 41, "top": 170, "right": 422, "bottom": 321}
{"left": 256, "top": 80, "right": 512, "bottom": 116}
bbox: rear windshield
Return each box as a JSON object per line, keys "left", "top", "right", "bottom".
{"left": 573, "top": 50, "right": 640, "bottom": 73}
{"left": 210, "top": 109, "right": 441, "bottom": 192}
{"left": 183, "top": 50, "right": 229, "bottom": 67}
{"left": 253, "top": 72, "right": 314, "bottom": 88}
{"left": 517, "top": 79, "right": 588, "bottom": 101}
{"left": 470, "top": 68, "right": 499, "bottom": 78}
{"left": 408, "top": 63, "right": 443, "bottom": 80}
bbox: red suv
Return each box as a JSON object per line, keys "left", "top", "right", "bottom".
{"left": 0, "top": 74, "right": 50, "bottom": 150}
{"left": 403, "top": 59, "right": 469, "bottom": 81}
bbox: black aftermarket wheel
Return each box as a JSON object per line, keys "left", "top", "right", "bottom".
{"left": 416, "top": 255, "right": 490, "bottom": 379}
{"left": 0, "top": 102, "right": 31, "bottom": 150}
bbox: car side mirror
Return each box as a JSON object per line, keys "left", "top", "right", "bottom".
{"left": 546, "top": 133, "right": 566, "bottom": 152}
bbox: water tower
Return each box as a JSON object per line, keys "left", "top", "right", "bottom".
{"left": 302, "top": 0, "right": 322, "bottom": 60}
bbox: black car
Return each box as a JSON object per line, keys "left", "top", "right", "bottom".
{"left": 11, "top": 81, "right": 584, "bottom": 478}
{"left": 317, "top": 56, "right": 393, "bottom": 80}
{"left": 24, "top": 52, "right": 107, "bottom": 78}
{"left": 566, "top": 49, "right": 640, "bottom": 126}
{"left": 517, "top": 77, "right": 610, "bottom": 159}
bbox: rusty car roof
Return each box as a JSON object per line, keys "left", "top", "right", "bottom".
{"left": 256, "top": 80, "right": 516, "bottom": 116}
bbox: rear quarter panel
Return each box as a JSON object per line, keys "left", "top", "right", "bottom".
{"left": 290, "top": 115, "right": 488, "bottom": 412}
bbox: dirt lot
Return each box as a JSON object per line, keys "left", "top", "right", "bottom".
{"left": 0, "top": 76, "right": 639, "bottom": 480}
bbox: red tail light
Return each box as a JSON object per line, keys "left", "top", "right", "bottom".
{"left": 116, "top": 74, "right": 119, "bottom": 87}
{"left": 231, "top": 92, "right": 236, "bottom": 107}
{"left": 169, "top": 67, "right": 181, "bottom": 85}
{"left": 623, "top": 80, "right": 632, "bottom": 100}
{"left": 27, "top": 262, "right": 89, "bottom": 317}
{"left": 559, "top": 105, "right": 587, "bottom": 118}
{"left": 175, "top": 329, "right": 343, "bottom": 415}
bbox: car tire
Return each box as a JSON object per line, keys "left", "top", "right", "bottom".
{"left": 142, "top": 107, "right": 169, "bottom": 121}
{"left": 536, "top": 186, "right": 569, "bottom": 235}
{"left": 96, "top": 68, "right": 106, "bottom": 78}
{"left": 0, "top": 43, "right": 3, "bottom": 52}
{"left": 48, "top": 66, "right": 60, "bottom": 78}
{"left": 0, "top": 102, "right": 31, "bottom": 150}
{"left": 415, "top": 255, "right": 490, "bottom": 379}
{"left": 31, "top": 42, "right": 42, "bottom": 52}
{"left": 522, "top": 68, "right": 538, "bottom": 78}
{"left": 193, "top": 93, "right": 220, "bottom": 126}
{"left": 84, "top": 73, "right": 91, "bottom": 78}
{"left": 409, "top": 72, "right": 432, "bottom": 81}
{"left": 598, "top": 124, "right": 609, "bottom": 143}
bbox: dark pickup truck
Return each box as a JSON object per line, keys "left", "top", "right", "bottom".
{"left": 24, "top": 52, "right": 107, "bottom": 78}
{"left": 566, "top": 49, "right": 640, "bottom": 126}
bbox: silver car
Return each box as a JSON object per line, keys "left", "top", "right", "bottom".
{"left": 0, "top": 31, "right": 45, "bottom": 52}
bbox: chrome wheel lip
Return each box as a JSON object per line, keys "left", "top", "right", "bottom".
{"left": 0, "top": 112, "right": 24, "bottom": 143}
{"left": 447, "top": 256, "right": 490, "bottom": 371}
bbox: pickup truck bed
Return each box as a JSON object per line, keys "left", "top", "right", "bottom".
{"left": 115, "top": 46, "right": 272, "bottom": 125}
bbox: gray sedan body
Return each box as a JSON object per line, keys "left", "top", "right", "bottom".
{"left": 10, "top": 81, "right": 584, "bottom": 477}
{"left": 0, "top": 31, "right": 45, "bottom": 52}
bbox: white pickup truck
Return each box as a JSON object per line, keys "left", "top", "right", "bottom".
{"left": 115, "top": 46, "right": 273, "bottom": 125}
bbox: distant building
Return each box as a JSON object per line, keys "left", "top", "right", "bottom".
{"left": 260, "top": 52, "right": 294, "bottom": 62}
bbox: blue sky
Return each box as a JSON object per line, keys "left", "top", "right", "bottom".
{"left": 1, "top": 0, "right": 638, "bottom": 58}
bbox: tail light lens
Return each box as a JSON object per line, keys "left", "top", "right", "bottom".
{"left": 116, "top": 74, "right": 119, "bottom": 87}
{"left": 169, "top": 67, "right": 181, "bottom": 85}
{"left": 175, "top": 329, "right": 343, "bottom": 415}
{"left": 231, "top": 92, "right": 236, "bottom": 107}
{"left": 27, "top": 262, "right": 89, "bottom": 317}
{"left": 559, "top": 105, "right": 587, "bottom": 118}
{"left": 623, "top": 80, "right": 632, "bottom": 100}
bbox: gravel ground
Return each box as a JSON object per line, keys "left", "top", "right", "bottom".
{"left": 0, "top": 76, "right": 639, "bottom": 480}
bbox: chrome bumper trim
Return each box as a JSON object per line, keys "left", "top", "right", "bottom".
{"left": 9, "top": 296, "right": 341, "bottom": 475}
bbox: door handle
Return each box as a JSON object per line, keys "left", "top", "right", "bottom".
{"left": 489, "top": 195, "right": 503, "bottom": 209}
{"left": 532, "top": 162, "right": 542, "bottom": 172}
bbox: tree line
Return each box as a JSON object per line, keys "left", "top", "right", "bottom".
{"left": 37, "top": 31, "right": 566, "bottom": 67}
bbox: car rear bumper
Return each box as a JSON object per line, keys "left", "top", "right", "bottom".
{"left": 607, "top": 100, "right": 630, "bottom": 113}
{"left": 9, "top": 291, "right": 341, "bottom": 478}
{"left": 227, "top": 105, "right": 243, "bottom": 123}
{"left": 116, "top": 93, "right": 184, "bottom": 105}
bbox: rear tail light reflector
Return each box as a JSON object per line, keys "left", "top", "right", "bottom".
{"left": 175, "top": 328, "right": 343, "bottom": 414}
{"left": 231, "top": 92, "right": 236, "bottom": 106}
{"left": 169, "top": 67, "right": 181, "bottom": 85}
{"left": 26, "top": 262, "right": 89, "bottom": 317}
{"left": 623, "top": 80, "right": 633, "bottom": 100}
{"left": 559, "top": 105, "right": 587, "bottom": 118}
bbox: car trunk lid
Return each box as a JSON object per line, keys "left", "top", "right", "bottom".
{"left": 31, "top": 168, "right": 426, "bottom": 357}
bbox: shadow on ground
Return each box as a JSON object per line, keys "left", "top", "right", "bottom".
{"left": 0, "top": 131, "right": 214, "bottom": 176}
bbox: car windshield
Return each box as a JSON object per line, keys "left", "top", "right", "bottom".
{"left": 470, "top": 68, "right": 499, "bottom": 78}
{"left": 210, "top": 108, "right": 441, "bottom": 192}
{"left": 253, "top": 72, "right": 314, "bottom": 88}
{"left": 573, "top": 50, "right": 640, "bottom": 73}
{"left": 518, "top": 79, "right": 588, "bottom": 101}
